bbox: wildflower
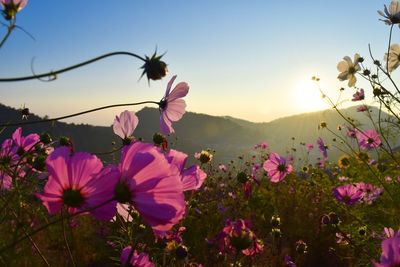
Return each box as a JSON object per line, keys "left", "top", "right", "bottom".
{"left": 12, "top": 127, "right": 40, "bottom": 155}
{"left": 355, "top": 182, "right": 383, "bottom": 204}
{"left": 218, "top": 164, "right": 227, "bottom": 172}
{"left": 120, "top": 246, "right": 154, "bottom": 267}
{"left": 352, "top": 88, "right": 365, "bottom": 101}
{"left": 337, "top": 53, "right": 361, "bottom": 87}
{"left": 140, "top": 50, "right": 168, "bottom": 82}
{"left": 36, "top": 147, "right": 118, "bottom": 220}
{"left": 317, "top": 137, "right": 328, "bottom": 158}
{"left": 356, "top": 151, "right": 371, "bottom": 163}
{"left": 384, "top": 43, "right": 400, "bottom": 72}
{"left": 305, "top": 143, "right": 314, "bottom": 152}
{"left": 378, "top": 0, "right": 400, "bottom": 25}
{"left": 113, "top": 110, "right": 139, "bottom": 144}
{"left": 271, "top": 215, "right": 281, "bottom": 227}
{"left": 0, "top": 139, "right": 18, "bottom": 190}
{"left": 295, "top": 240, "right": 308, "bottom": 254}
{"left": 358, "top": 226, "right": 367, "bottom": 236}
{"left": 374, "top": 235, "right": 400, "bottom": 267}
{"left": 0, "top": 0, "right": 28, "bottom": 20}
{"left": 115, "top": 142, "right": 186, "bottom": 231}
{"left": 196, "top": 150, "right": 213, "bottom": 164}
{"left": 215, "top": 219, "right": 264, "bottom": 256}
{"left": 333, "top": 184, "right": 363, "bottom": 205}
{"left": 284, "top": 255, "right": 297, "bottom": 267}
{"left": 159, "top": 75, "right": 189, "bottom": 134}
{"left": 263, "top": 152, "right": 293, "bottom": 183}
{"left": 338, "top": 176, "right": 349, "bottom": 182}
{"left": 357, "top": 105, "right": 368, "bottom": 112}
{"left": 346, "top": 127, "right": 357, "bottom": 138}
{"left": 166, "top": 149, "right": 207, "bottom": 191}
{"left": 356, "top": 129, "right": 381, "bottom": 150}
{"left": 336, "top": 232, "right": 351, "bottom": 245}
{"left": 338, "top": 155, "right": 351, "bottom": 169}
{"left": 254, "top": 141, "right": 268, "bottom": 149}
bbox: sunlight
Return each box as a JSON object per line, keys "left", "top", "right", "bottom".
{"left": 292, "top": 78, "right": 328, "bottom": 113}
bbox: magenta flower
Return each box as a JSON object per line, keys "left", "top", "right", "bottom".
{"left": 166, "top": 149, "right": 207, "bottom": 191}
{"left": 214, "top": 219, "right": 263, "bottom": 256}
{"left": 37, "top": 147, "right": 119, "bottom": 220}
{"left": 253, "top": 141, "right": 268, "bottom": 149}
{"left": 357, "top": 105, "right": 368, "bottom": 112}
{"left": 113, "top": 110, "right": 139, "bottom": 140}
{"left": 346, "top": 127, "right": 357, "bottom": 138}
{"left": 374, "top": 236, "right": 400, "bottom": 267}
{"left": 12, "top": 127, "right": 40, "bottom": 155}
{"left": 305, "top": 143, "right": 314, "bottom": 152}
{"left": 115, "top": 142, "right": 186, "bottom": 231}
{"left": 356, "top": 129, "right": 381, "bottom": 150}
{"left": 317, "top": 137, "right": 328, "bottom": 158}
{"left": 263, "top": 152, "right": 293, "bottom": 183}
{"left": 333, "top": 184, "right": 363, "bottom": 205}
{"left": 120, "top": 246, "right": 154, "bottom": 267}
{"left": 159, "top": 75, "right": 189, "bottom": 134}
{"left": 355, "top": 182, "right": 383, "bottom": 204}
{"left": 0, "top": 139, "right": 17, "bottom": 190}
{"left": 352, "top": 88, "right": 365, "bottom": 101}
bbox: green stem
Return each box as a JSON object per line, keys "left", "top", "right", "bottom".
{"left": 0, "top": 22, "right": 15, "bottom": 49}
{"left": 0, "top": 199, "right": 113, "bottom": 254}
{"left": 0, "top": 100, "right": 160, "bottom": 127}
{"left": 0, "top": 51, "right": 146, "bottom": 82}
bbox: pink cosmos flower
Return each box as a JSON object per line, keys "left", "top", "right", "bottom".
{"left": 218, "top": 164, "right": 227, "bottom": 172}
{"left": 115, "top": 142, "right": 186, "bottom": 231}
{"left": 0, "top": 0, "right": 27, "bottom": 11}
{"left": 333, "top": 184, "right": 363, "bottom": 205}
{"left": 214, "top": 219, "right": 264, "bottom": 256}
{"left": 159, "top": 75, "right": 189, "bottom": 134}
{"left": 305, "top": 143, "right": 314, "bottom": 152}
{"left": 120, "top": 246, "right": 154, "bottom": 267}
{"left": 166, "top": 149, "right": 207, "bottom": 191}
{"left": 346, "top": 127, "right": 357, "bottom": 138}
{"left": 113, "top": 110, "right": 139, "bottom": 140}
{"left": 37, "top": 147, "right": 119, "bottom": 220}
{"left": 11, "top": 127, "right": 40, "bottom": 155}
{"left": 374, "top": 235, "right": 400, "bottom": 267}
{"left": 355, "top": 182, "right": 383, "bottom": 204}
{"left": 352, "top": 88, "right": 365, "bottom": 101}
{"left": 0, "top": 139, "right": 17, "bottom": 190}
{"left": 317, "top": 137, "right": 328, "bottom": 158}
{"left": 253, "top": 141, "right": 268, "bottom": 149}
{"left": 356, "top": 129, "right": 381, "bottom": 150}
{"left": 263, "top": 152, "right": 293, "bottom": 183}
{"left": 357, "top": 105, "right": 368, "bottom": 112}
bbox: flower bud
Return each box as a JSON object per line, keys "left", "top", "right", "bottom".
{"left": 270, "top": 215, "right": 281, "bottom": 227}
{"left": 40, "top": 132, "right": 52, "bottom": 145}
{"left": 140, "top": 51, "right": 168, "bottom": 82}
{"left": 153, "top": 132, "right": 165, "bottom": 145}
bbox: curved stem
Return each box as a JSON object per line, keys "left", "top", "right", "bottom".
{"left": 0, "top": 100, "right": 160, "bottom": 127}
{"left": 0, "top": 21, "right": 15, "bottom": 49}
{"left": 0, "top": 51, "right": 146, "bottom": 82}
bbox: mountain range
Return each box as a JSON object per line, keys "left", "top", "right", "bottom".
{"left": 0, "top": 103, "right": 395, "bottom": 165}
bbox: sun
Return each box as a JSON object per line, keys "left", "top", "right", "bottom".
{"left": 292, "top": 78, "right": 328, "bottom": 113}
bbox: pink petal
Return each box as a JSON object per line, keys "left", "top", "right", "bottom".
{"left": 165, "top": 99, "right": 186, "bottom": 122}
{"left": 167, "top": 82, "right": 189, "bottom": 101}
{"left": 165, "top": 75, "right": 177, "bottom": 97}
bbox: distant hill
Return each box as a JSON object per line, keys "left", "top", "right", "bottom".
{"left": 0, "top": 103, "right": 396, "bottom": 164}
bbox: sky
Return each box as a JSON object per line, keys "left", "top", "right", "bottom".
{"left": 0, "top": 1, "right": 394, "bottom": 126}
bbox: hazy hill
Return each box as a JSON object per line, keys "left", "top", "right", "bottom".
{"left": 0, "top": 104, "right": 394, "bottom": 164}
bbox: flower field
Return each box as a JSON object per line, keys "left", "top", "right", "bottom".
{"left": 2, "top": 1, "right": 400, "bottom": 266}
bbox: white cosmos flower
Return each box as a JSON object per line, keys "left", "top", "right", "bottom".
{"left": 385, "top": 43, "right": 400, "bottom": 72}
{"left": 337, "top": 53, "right": 361, "bottom": 87}
{"left": 378, "top": 0, "right": 400, "bottom": 25}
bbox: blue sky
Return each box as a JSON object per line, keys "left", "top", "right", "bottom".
{"left": 0, "top": 1, "right": 393, "bottom": 126}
